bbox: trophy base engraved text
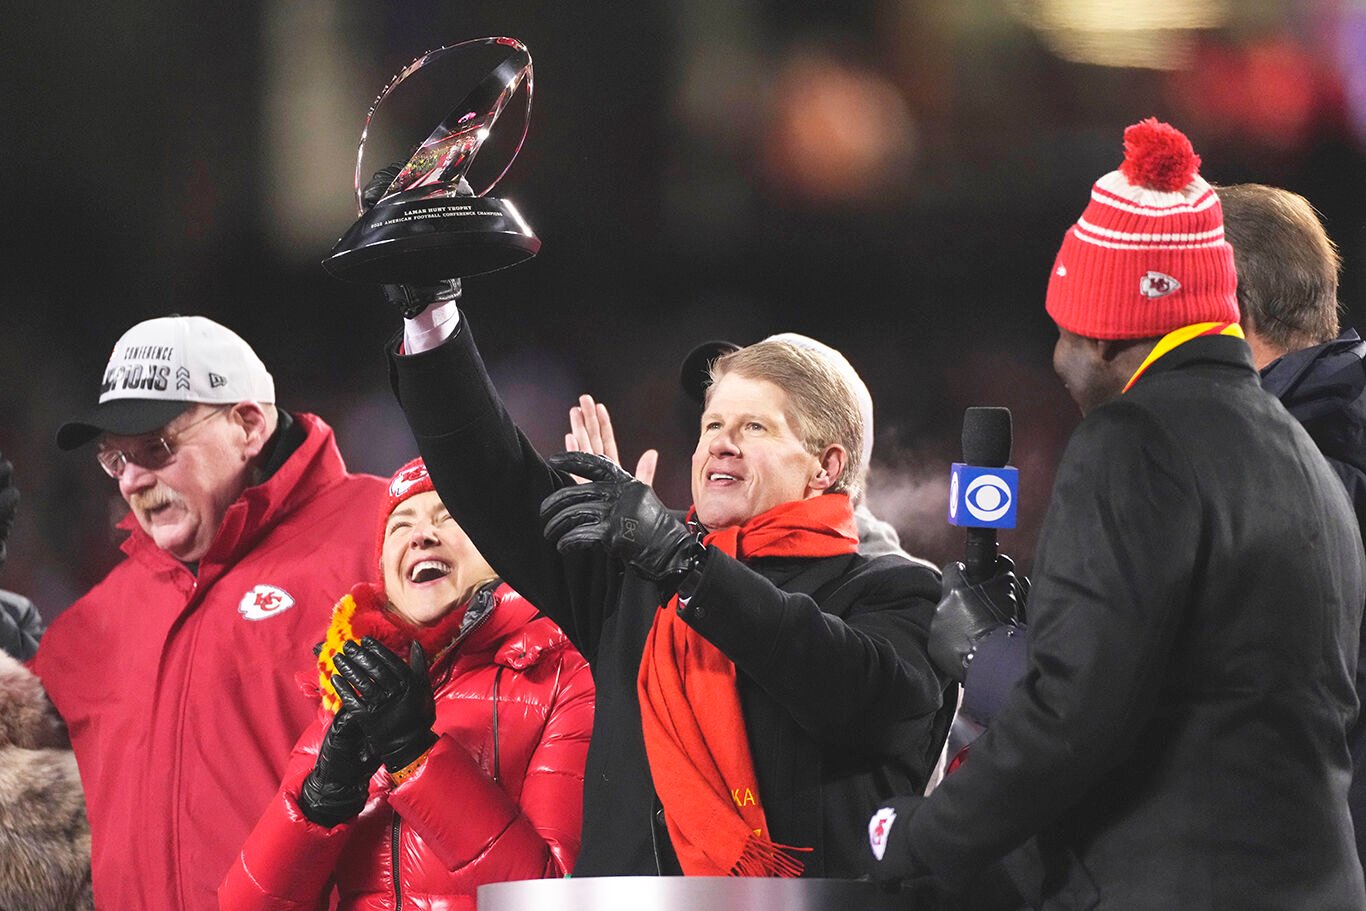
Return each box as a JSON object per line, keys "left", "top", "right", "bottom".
{"left": 324, "top": 37, "right": 540, "bottom": 284}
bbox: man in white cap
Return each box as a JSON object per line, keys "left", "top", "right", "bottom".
{"left": 35, "top": 315, "right": 388, "bottom": 911}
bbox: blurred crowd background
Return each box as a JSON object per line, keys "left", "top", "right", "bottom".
{"left": 4, "top": 0, "right": 1365, "bottom": 621}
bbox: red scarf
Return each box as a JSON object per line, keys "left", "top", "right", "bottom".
{"left": 636, "top": 494, "right": 859, "bottom": 876}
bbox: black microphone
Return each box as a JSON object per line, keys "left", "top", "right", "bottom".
{"left": 960, "top": 407, "right": 1013, "bottom": 584}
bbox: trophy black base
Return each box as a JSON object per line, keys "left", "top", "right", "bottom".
{"left": 323, "top": 187, "right": 541, "bottom": 284}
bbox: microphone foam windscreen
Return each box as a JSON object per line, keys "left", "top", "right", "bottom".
{"left": 962, "top": 406, "right": 1013, "bottom": 467}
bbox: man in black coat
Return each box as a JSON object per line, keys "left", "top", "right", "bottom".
{"left": 1222, "top": 182, "right": 1366, "bottom": 870}
{"left": 870, "top": 120, "right": 1366, "bottom": 909}
{"left": 385, "top": 299, "right": 952, "bottom": 878}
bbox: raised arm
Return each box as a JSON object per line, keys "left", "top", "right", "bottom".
{"left": 389, "top": 317, "right": 617, "bottom": 657}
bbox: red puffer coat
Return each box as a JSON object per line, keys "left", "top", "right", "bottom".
{"left": 219, "top": 581, "right": 594, "bottom": 911}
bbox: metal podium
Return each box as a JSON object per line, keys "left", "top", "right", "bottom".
{"left": 479, "top": 876, "right": 915, "bottom": 910}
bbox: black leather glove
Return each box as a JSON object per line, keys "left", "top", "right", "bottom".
{"left": 928, "top": 556, "right": 1028, "bottom": 683}
{"left": 362, "top": 163, "right": 467, "bottom": 319}
{"left": 0, "top": 453, "right": 19, "bottom": 571}
{"left": 298, "top": 709, "right": 381, "bottom": 828}
{"left": 332, "top": 638, "right": 438, "bottom": 774}
{"left": 540, "top": 452, "right": 704, "bottom": 585}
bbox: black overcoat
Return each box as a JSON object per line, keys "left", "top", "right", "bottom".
{"left": 390, "top": 315, "right": 953, "bottom": 878}
{"left": 905, "top": 335, "right": 1366, "bottom": 909}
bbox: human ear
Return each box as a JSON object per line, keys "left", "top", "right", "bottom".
{"left": 230, "top": 403, "right": 272, "bottom": 460}
{"left": 811, "top": 445, "right": 847, "bottom": 492}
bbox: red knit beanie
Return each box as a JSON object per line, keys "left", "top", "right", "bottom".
{"left": 377, "top": 457, "right": 436, "bottom": 561}
{"left": 1045, "top": 118, "right": 1239, "bottom": 339}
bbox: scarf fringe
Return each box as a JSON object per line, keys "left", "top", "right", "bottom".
{"left": 729, "top": 835, "right": 810, "bottom": 878}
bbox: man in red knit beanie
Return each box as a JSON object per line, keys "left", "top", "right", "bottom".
{"left": 867, "top": 119, "right": 1366, "bottom": 909}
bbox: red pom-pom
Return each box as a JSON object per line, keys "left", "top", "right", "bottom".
{"left": 1119, "top": 117, "right": 1200, "bottom": 192}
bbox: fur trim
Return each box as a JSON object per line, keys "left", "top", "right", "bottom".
{"left": 317, "top": 586, "right": 364, "bottom": 714}
{"left": 0, "top": 652, "right": 68, "bottom": 751}
{"left": 0, "top": 654, "right": 93, "bottom": 910}
{"left": 316, "top": 581, "right": 474, "bottom": 713}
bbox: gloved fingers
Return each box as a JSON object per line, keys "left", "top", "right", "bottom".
{"left": 541, "top": 502, "right": 610, "bottom": 547}
{"left": 619, "top": 482, "right": 671, "bottom": 523}
{"left": 344, "top": 640, "right": 404, "bottom": 694}
{"left": 994, "top": 554, "right": 1030, "bottom": 615}
{"left": 332, "top": 674, "right": 368, "bottom": 715}
{"left": 358, "top": 636, "right": 414, "bottom": 688}
{"left": 551, "top": 523, "right": 614, "bottom": 555}
{"left": 972, "top": 576, "right": 1022, "bottom": 626}
{"left": 333, "top": 652, "right": 383, "bottom": 703}
{"left": 327, "top": 709, "right": 362, "bottom": 741}
{"left": 940, "top": 560, "right": 969, "bottom": 592}
{"left": 361, "top": 161, "right": 405, "bottom": 210}
{"left": 539, "top": 483, "right": 612, "bottom": 519}
{"left": 547, "top": 451, "right": 632, "bottom": 485}
{"left": 408, "top": 641, "right": 428, "bottom": 682}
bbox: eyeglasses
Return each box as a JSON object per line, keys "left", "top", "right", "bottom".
{"left": 96, "top": 406, "right": 230, "bottom": 479}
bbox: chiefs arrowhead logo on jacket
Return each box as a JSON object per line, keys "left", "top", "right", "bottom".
{"left": 238, "top": 584, "right": 296, "bottom": 621}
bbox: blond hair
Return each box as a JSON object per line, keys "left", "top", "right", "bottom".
{"left": 710, "top": 340, "right": 864, "bottom": 499}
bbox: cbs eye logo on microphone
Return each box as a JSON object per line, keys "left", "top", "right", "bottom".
{"left": 949, "top": 464, "right": 1019, "bottom": 529}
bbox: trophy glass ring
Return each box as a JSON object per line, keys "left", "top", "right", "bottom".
{"left": 323, "top": 37, "right": 540, "bottom": 284}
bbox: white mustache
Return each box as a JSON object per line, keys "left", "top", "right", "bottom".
{"left": 129, "top": 485, "right": 184, "bottom": 514}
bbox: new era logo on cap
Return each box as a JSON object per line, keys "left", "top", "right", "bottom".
{"left": 98, "top": 316, "right": 274, "bottom": 407}
{"left": 57, "top": 315, "right": 276, "bottom": 450}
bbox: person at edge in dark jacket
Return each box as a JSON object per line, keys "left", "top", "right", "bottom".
{"left": 221, "top": 457, "right": 594, "bottom": 911}
{"left": 866, "top": 119, "right": 1366, "bottom": 909}
{"left": 1226, "top": 182, "right": 1366, "bottom": 872}
{"left": 367, "top": 159, "right": 953, "bottom": 876}
{"left": 0, "top": 452, "right": 44, "bottom": 662}
{"left": 35, "top": 316, "right": 389, "bottom": 910}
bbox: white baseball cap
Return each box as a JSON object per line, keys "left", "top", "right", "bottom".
{"left": 57, "top": 315, "right": 275, "bottom": 450}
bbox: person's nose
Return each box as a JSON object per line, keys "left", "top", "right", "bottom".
{"left": 408, "top": 521, "right": 440, "bottom": 548}
{"left": 118, "top": 461, "right": 157, "bottom": 499}
{"left": 707, "top": 424, "right": 740, "bottom": 458}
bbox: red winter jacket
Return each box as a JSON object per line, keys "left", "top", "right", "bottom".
{"left": 220, "top": 582, "right": 594, "bottom": 911}
{"left": 35, "top": 413, "right": 388, "bottom": 911}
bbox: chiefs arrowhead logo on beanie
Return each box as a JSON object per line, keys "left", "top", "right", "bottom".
{"left": 1046, "top": 118, "right": 1238, "bottom": 339}
{"left": 376, "top": 457, "right": 437, "bottom": 561}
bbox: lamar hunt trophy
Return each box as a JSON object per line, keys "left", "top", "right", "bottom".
{"left": 324, "top": 37, "right": 540, "bottom": 284}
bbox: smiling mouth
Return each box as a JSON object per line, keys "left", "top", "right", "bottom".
{"left": 408, "top": 559, "right": 452, "bottom": 584}
{"left": 707, "top": 472, "right": 739, "bottom": 482}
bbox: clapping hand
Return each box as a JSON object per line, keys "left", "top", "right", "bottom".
{"left": 332, "top": 638, "right": 438, "bottom": 774}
